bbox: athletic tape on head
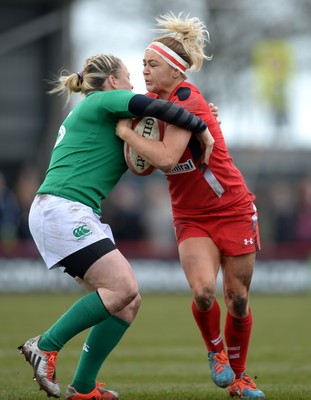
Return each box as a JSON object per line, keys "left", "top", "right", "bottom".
{"left": 146, "top": 42, "right": 189, "bottom": 73}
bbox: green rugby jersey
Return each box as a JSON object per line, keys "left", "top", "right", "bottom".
{"left": 38, "top": 90, "right": 136, "bottom": 215}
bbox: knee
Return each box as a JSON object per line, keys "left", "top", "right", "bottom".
{"left": 131, "top": 292, "right": 142, "bottom": 314}
{"left": 115, "top": 292, "right": 141, "bottom": 323}
{"left": 97, "top": 279, "right": 139, "bottom": 314}
{"left": 129, "top": 292, "right": 142, "bottom": 318}
{"left": 193, "top": 286, "right": 216, "bottom": 311}
{"left": 233, "top": 295, "right": 248, "bottom": 318}
{"left": 225, "top": 290, "right": 248, "bottom": 317}
{"left": 119, "top": 280, "right": 140, "bottom": 308}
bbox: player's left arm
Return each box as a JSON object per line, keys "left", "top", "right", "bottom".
{"left": 129, "top": 94, "right": 207, "bottom": 134}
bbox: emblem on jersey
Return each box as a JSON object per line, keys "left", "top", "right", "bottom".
{"left": 55, "top": 125, "right": 66, "bottom": 147}
{"left": 73, "top": 224, "right": 92, "bottom": 239}
{"left": 166, "top": 159, "right": 195, "bottom": 175}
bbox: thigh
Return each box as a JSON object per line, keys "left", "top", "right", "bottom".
{"left": 178, "top": 236, "right": 221, "bottom": 292}
{"left": 83, "top": 248, "right": 138, "bottom": 293}
{"left": 61, "top": 238, "right": 116, "bottom": 279}
{"left": 79, "top": 248, "right": 139, "bottom": 314}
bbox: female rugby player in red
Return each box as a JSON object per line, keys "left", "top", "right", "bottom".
{"left": 116, "top": 12, "right": 265, "bottom": 399}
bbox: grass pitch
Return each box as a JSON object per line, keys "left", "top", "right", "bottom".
{"left": 0, "top": 291, "right": 310, "bottom": 399}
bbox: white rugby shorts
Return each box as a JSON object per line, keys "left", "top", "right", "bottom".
{"left": 28, "top": 194, "right": 115, "bottom": 269}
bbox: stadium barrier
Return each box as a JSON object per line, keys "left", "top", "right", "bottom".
{"left": 0, "top": 258, "right": 310, "bottom": 293}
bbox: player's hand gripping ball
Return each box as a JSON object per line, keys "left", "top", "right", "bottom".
{"left": 124, "top": 117, "right": 164, "bottom": 176}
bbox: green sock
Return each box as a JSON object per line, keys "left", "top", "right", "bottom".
{"left": 39, "top": 291, "right": 110, "bottom": 351}
{"left": 71, "top": 315, "right": 130, "bottom": 394}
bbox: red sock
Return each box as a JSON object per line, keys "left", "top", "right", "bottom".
{"left": 225, "top": 308, "right": 253, "bottom": 377}
{"left": 191, "top": 299, "right": 224, "bottom": 353}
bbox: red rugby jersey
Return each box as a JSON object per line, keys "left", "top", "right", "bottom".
{"left": 148, "top": 82, "right": 255, "bottom": 218}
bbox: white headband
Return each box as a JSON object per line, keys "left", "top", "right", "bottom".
{"left": 146, "top": 42, "right": 189, "bottom": 73}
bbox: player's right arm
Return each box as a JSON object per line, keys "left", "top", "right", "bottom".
{"left": 116, "top": 118, "right": 191, "bottom": 172}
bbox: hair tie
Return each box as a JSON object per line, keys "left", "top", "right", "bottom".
{"left": 77, "top": 71, "right": 83, "bottom": 83}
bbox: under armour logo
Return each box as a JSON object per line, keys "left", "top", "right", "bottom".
{"left": 244, "top": 238, "right": 254, "bottom": 245}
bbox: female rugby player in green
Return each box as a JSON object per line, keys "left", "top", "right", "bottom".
{"left": 18, "top": 53, "right": 214, "bottom": 400}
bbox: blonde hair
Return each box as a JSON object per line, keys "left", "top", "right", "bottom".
{"left": 49, "top": 54, "right": 123, "bottom": 104}
{"left": 152, "top": 12, "right": 212, "bottom": 72}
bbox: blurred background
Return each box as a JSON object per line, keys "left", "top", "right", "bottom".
{"left": 0, "top": 0, "right": 310, "bottom": 292}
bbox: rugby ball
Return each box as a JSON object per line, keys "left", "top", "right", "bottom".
{"left": 124, "top": 117, "right": 164, "bottom": 176}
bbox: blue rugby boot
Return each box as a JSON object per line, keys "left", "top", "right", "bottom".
{"left": 208, "top": 350, "right": 235, "bottom": 388}
{"left": 227, "top": 372, "right": 265, "bottom": 398}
